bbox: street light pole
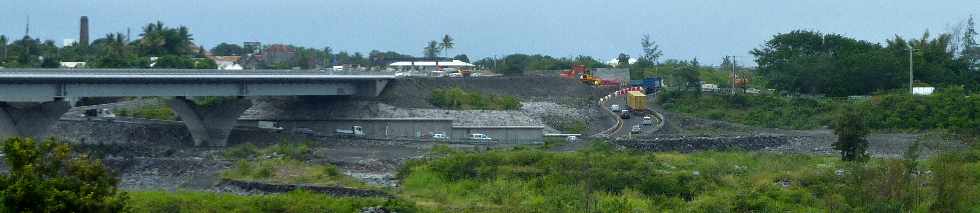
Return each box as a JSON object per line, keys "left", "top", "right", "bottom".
{"left": 907, "top": 44, "right": 914, "bottom": 95}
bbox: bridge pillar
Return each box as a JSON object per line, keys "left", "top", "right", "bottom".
{"left": 0, "top": 100, "right": 71, "bottom": 140}
{"left": 167, "top": 97, "right": 252, "bottom": 147}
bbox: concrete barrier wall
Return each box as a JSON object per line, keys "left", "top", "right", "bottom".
{"left": 276, "top": 119, "right": 454, "bottom": 139}
{"left": 451, "top": 127, "right": 544, "bottom": 144}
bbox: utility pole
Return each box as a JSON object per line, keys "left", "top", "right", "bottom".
{"left": 731, "top": 56, "right": 737, "bottom": 95}
{"left": 907, "top": 44, "right": 914, "bottom": 95}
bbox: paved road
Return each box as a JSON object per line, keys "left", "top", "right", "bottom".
{"left": 604, "top": 94, "right": 660, "bottom": 139}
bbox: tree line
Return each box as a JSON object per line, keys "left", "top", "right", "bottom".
{"left": 752, "top": 16, "right": 980, "bottom": 96}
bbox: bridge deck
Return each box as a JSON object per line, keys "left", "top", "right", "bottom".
{"left": 0, "top": 69, "right": 394, "bottom": 99}
{"left": 0, "top": 69, "right": 395, "bottom": 82}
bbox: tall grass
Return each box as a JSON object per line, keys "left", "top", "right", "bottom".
{"left": 396, "top": 147, "right": 980, "bottom": 212}
{"left": 127, "top": 190, "right": 416, "bottom": 213}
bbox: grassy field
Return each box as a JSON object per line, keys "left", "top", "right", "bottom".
{"left": 127, "top": 141, "right": 980, "bottom": 212}
{"left": 395, "top": 144, "right": 980, "bottom": 212}
{"left": 127, "top": 190, "right": 415, "bottom": 213}
{"left": 220, "top": 142, "right": 371, "bottom": 189}
{"left": 657, "top": 91, "right": 839, "bottom": 129}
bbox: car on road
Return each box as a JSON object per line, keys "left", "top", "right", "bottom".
{"left": 631, "top": 125, "right": 642, "bottom": 134}
{"left": 469, "top": 133, "right": 494, "bottom": 142}
{"left": 620, "top": 109, "right": 631, "bottom": 119}
{"left": 610, "top": 104, "right": 620, "bottom": 111}
{"left": 432, "top": 132, "right": 450, "bottom": 140}
{"left": 566, "top": 136, "right": 578, "bottom": 142}
{"left": 642, "top": 116, "right": 653, "bottom": 125}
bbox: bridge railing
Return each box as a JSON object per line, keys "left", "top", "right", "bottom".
{"left": 0, "top": 68, "right": 397, "bottom": 76}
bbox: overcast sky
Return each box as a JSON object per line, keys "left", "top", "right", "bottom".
{"left": 1, "top": 0, "right": 976, "bottom": 65}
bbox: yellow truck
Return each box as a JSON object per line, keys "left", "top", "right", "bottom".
{"left": 626, "top": 91, "right": 647, "bottom": 111}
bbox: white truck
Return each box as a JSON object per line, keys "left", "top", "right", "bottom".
{"left": 336, "top": 125, "right": 365, "bottom": 138}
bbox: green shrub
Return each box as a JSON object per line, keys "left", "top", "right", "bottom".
{"left": 221, "top": 158, "right": 366, "bottom": 188}
{"left": 396, "top": 146, "right": 980, "bottom": 212}
{"left": 127, "top": 190, "right": 416, "bottom": 213}
{"left": 430, "top": 87, "right": 522, "bottom": 110}
{"left": 114, "top": 103, "right": 177, "bottom": 120}
{"left": 0, "top": 138, "right": 129, "bottom": 212}
{"left": 659, "top": 91, "right": 837, "bottom": 129}
{"left": 551, "top": 118, "right": 588, "bottom": 134}
{"left": 223, "top": 141, "right": 312, "bottom": 161}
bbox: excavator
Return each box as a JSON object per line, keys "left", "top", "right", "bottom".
{"left": 560, "top": 64, "right": 601, "bottom": 86}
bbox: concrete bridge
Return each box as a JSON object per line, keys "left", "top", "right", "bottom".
{"left": 0, "top": 69, "right": 394, "bottom": 146}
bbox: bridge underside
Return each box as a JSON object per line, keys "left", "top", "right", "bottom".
{"left": 0, "top": 77, "right": 390, "bottom": 146}
{"left": 0, "top": 80, "right": 388, "bottom": 102}
{"left": 0, "top": 100, "right": 71, "bottom": 140}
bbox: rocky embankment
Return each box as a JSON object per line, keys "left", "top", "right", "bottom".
{"left": 614, "top": 135, "right": 795, "bottom": 152}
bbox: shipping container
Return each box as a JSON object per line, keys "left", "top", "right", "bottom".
{"left": 626, "top": 91, "right": 647, "bottom": 111}
{"left": 643, "top": 77, "right": 662, "bottom": 94}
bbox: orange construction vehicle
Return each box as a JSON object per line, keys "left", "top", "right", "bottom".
{"left": 560, "top": 65, "right": 601, "bottom": 86}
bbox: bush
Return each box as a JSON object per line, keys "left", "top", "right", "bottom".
{"left": 221, "top": 158, "right": 366, "bottom": 188}
{"left": 659, "top": 91, "right": 837, "bottom": 129}
{"left": 831, "top": 107, "right": 870, "bottom": 161}
{"left": 0, "top": 138, "right": 129, "bottom": 212}
{"left": 223, "top": 141, "right": 312, "bottom": 161}
{"left": 127, "top": 190, "right": 416, "bottom": 213}
{"left": 114, "top": 102, "right": 177, "bottom": 120}
{"left": 430, "top": 87, "right": 522, "bottom": 110}
{"left": 550, "top": 118, "right": 588, "bottom": 134}
{"left": 397, "top": 146, "right": 980, "bottom": 211}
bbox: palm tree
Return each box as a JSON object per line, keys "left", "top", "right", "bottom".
{"left": 424, "top": 40, "right": 440, "bottom": 58}
{"left": 440, "top": 34, "right": 454, "bottom": 58}
{"left": 139, "top": 22, "right": 166, "bottom": 56}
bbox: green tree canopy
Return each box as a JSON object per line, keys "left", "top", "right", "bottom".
{"left": 0, "top": 138, "right": 129, "bottom": 212}
{"left": 210, "top": 43, "right": 244, "bottom": 56}
{"left": 424, "top": 40, "right": 441, "bottom": 58}
{"left": 831, "top": 107, "right": 870, "bottom": 161}
{"left": 441, "top": 34, "right": 455, "bottom": 57}
{"left": 137, "top": 21, "right": 195, "bottom": 56}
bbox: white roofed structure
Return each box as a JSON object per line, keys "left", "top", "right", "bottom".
{"left": 389, "top": 60, "right": 476, "bottom": 68}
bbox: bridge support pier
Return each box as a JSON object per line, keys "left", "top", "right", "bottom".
{"left": 167, "top": 97, "right": 252, "bottom": 147}
{"left": 0, "top": 100, "right": 71, "bottom": 140}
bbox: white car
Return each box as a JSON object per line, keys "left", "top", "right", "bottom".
{"left": 642, "top": 116, "right": 653, "bottom": 125}
{"left": 610, "top": 104, "right": 620, "bottom": 111}
{"left": 469, "top": 133, "right": 493, "bottom": 141}
{"left": 566, "top": 136, "right": 578, "bottom": 142}
{"left": 432, "top": 133, "right": 449, "bottom": 140}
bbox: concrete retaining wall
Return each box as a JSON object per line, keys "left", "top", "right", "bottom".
{"left": 614, "top": 136, "right": 789, "bottom": 152}
{"left": 260, "top": 118, "right": 454, "bottom": 139}
{"left": 451, "top": 126, "right": 544, "bottom": 144}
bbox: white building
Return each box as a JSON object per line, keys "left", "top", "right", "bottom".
{"left": 388, "top": 60, "right": 476, "bottom": 72}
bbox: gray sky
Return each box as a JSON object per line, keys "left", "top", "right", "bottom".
{"left": 1, "top": 0, "right": 976, "bottom": 65}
